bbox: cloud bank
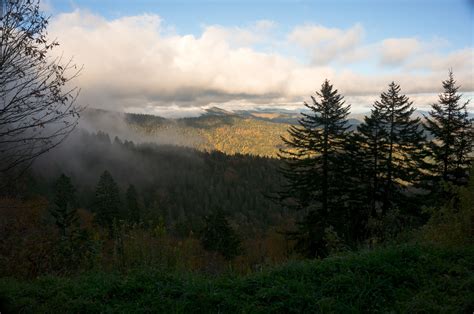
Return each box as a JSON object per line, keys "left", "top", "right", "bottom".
{"left": 48, "top": 10, "right": 473, "bottom": 115}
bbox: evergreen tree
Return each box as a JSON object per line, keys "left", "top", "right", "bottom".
{"left": 362, "top": 82, "right": 426, "bottom": 218}
{"left": 356, "top": 105, "right": 392, "bottom": 220}
{"left": 94, "top": 170, "right": 121, "bottom": 231}
{"left": 341, "top": 133, "right": 371, "bottom": 243}
{"left": 200, "top": 209, "right": 241, "bottom": 260}
{"left": 424, "top": 71, "right": 473, "bottom": 186}
{"left": 278, "top": 80, "right": 351, "bottom": 257}
{"left": 126, "top": 184, "right": 140, "bottom": 223}
{"left": 50, "top": 174, "right": 78, "bottom": 237}
{"left": 49, "top": 173, "right": 96, "bottom": 269}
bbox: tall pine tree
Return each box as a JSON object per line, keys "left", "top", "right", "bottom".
{"left": 50, "top": 174, "right": 78, "bottom": 237}
{"left": 424, "top": 71, "right": 473, "bottom": 186}
{"left": 94, "top": 170, "right": 121, "bottom": 232}
{"left": 365, "top": 82, "right": 426, "bottom": 217}
{"left": 200, "top": 209, "right": 241, "bottom": 260}
{"left": 279, "top": 80, "right": 351, "bottom": 257}
{"left": 356, "top": 107, "right": 387, "bottom": 218}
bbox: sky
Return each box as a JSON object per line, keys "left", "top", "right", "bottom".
{"left": 42, "top": 0, "right": 474, "bottom": 116}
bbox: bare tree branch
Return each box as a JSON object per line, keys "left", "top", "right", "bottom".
{"left": 0, "top": 0, "right": 82, "bottom": 183}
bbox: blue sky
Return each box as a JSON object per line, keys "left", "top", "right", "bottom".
{"left": 47, "top": 0, "right": 473, "bottom": 47}
{"left": 44, "top": 0, "right": 473, "bottom": 115}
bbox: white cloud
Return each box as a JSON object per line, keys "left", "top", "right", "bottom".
{"left": 288, "top": 23, "right": 365, "bottom": 64}
{"left": 48, "top": 11, "right": 473, "bottom": 114}
{"left": 406, "top": 47, "right": 474, "bottom": 72}
{"left": 200, "top": 20, "right": 276, "bottom": 47}
{"left": 49, "top": 11, "right": 294, "bottom": 110}
{"left": 379, "top": 38, "right": 422, "bottom": 66}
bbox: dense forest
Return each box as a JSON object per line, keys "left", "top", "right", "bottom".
{"left": 32, "top": 130, "right": 287, "bottom": 236}
{"left": 0, "top": 0, "right": 473, "bottom": 312}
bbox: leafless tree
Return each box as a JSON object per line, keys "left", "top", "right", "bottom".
{"left": 0, "top": 0, "right": 82, "bottom": 180}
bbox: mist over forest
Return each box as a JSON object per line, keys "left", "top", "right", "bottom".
{"left": 0, "top": 0, "right": 473, "bottom": 313}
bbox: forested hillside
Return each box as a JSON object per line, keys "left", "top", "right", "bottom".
{"left": 82, "top": 108, "right": 291, "bottom": 157}
{"left": 32, "top": 130, "right": 288, "bottom": 236}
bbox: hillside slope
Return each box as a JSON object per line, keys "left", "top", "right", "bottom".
{"left": 83, "top": 108, "right": 290, "bottom": 157}
{"left": 1, "top": 244, "right": 472, "bottom": 313}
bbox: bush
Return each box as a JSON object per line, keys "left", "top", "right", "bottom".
{"left": 0, "top": 245, "right": 472, "bottom": 313}
{"left": 0, "top": 198, "right": 98, "bottom": 278}
{"left": 421, "top": 177, "right": 474, "bottom": 246}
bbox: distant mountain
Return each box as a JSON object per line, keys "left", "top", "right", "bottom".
{"left": 80, "top": 107, "right": 368, "bottom": 157}
{"left": 204, "top": 106, "right": 235, "bottom": 116}
{"left": 234, "top": 109, "right": 301, "bottom": 124}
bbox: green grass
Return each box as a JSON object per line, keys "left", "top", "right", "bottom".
{"left": 1, "top": 244, "right": 473, "bottom": 313}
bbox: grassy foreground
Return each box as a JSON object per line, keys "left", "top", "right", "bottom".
{"left": 0, "top": 245, "right": 473, "bottom": 313}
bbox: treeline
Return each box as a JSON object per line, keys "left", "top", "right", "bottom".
{"left": 278, "top": 71, "right": 473, "bottom": 257}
